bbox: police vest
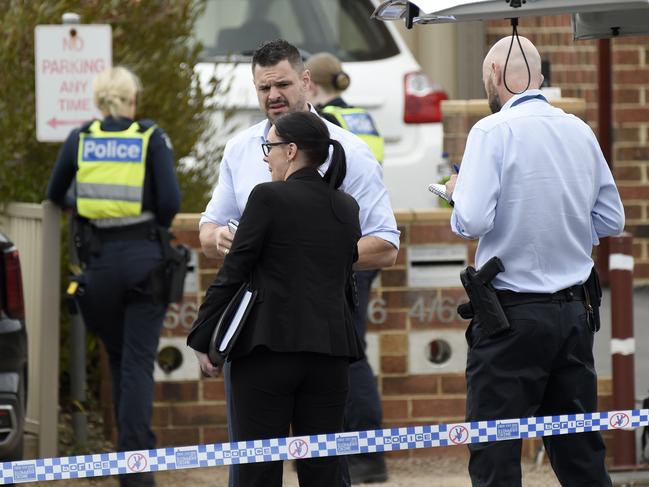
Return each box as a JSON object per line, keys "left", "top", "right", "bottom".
{"left": 321, "top": 106, "right": 385, "bottom": 163}
{"left": 76, "top": 120, "right": 155, "bottom": 219}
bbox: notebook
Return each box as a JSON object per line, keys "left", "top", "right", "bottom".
{"left": 207, "top": 283, "right": 257, "bottom": 366}
{"left": 428, "top": 183, "right": 453, "bottom": 206}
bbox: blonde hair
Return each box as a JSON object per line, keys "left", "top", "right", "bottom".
{"left": 306, "top": 52, "right": 350, "bottom": 92}
{"left": 92, "top": 66, "right": 142, "bottom": 118}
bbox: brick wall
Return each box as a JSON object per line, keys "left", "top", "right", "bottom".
{"left": 485, "top": 16, "right": 649, "bottom": 282}
{"left": 98, "top": 213, "right": 614, "bottom": 459}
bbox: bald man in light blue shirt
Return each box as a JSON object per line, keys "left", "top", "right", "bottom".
{"left": 446, "top": 36, "right": 623, "bottom": 487}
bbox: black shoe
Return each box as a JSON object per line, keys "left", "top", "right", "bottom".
{"left": 119, "top": 472, "right": 156, "bottom": 487}
{"left": 349, "top": 453, "right": 388, "bottom": 484}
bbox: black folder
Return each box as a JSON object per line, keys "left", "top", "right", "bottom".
{"left": 207, "top": 283, "right": 257, "bottom": 366}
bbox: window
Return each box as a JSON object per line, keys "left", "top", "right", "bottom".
{"left": 194, "top": 0, "right": 400, "bottom": 61}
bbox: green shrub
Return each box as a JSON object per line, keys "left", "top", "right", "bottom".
{"left": 0, "top": 0, "right": 220, "bottom": 212}
{"left": 0, "top": 0, "right": 224, "bottom": 427}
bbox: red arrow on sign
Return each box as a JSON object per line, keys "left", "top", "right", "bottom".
{"left": 47, "top": 117, "right": 90, "bottom": 129}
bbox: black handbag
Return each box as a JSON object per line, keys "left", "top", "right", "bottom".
{"left": 207, "top": 283, "right": 257, "bottom": 366}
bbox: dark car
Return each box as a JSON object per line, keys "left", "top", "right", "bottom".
{"left": 0, "top": 232, "right": 27, "bottom": 460}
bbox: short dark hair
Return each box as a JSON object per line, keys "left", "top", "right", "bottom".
{"left": 252, "top": 39, "right": 304, "bottom": 74}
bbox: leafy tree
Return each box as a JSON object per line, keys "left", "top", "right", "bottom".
{"left": 0, "top": 0, "right": 224, "bottom": 438}
{"left": 0, "top": 0, "right": 220, "bottom": 212}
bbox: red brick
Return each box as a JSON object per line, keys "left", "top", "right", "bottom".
{"left": 368, "top": 310, "right": 407, "bottom": 331}
{"left": 552, "top": 69, "right": 597, "bottom": 85}
{"left": 634, "top": 262, "right": 649, "bottom": 279}
{"left": 613, "top": 88, "right": 641, "bottom": 104}
{"left": 380, "top": 334, "right": 408, "bottom": 355}
{"left": 633, "top": 242, "right": 645, "bottom": 259}
{"left": 619, "top": 185, "right": 649, "bottom": 200}
{"left": 410, "top": 224, "right": 460, "bottom": 244}
{"left": 173, "top": 230, "right": 201, "bottom": 248}
{"left": 381, "top": 356, "right": 407, "bottom": 374}
{"left": 616, "top": 147, "right": 649, "bottom": 161}
{"left": 406, "top": 290, "right": 468, "bottom": 328}
{"left": 382, "top": 399, "right": 409, "bottom": 420}
{"left": 203, "top": 426, "right": 230, "bottom": 444}
{"left": 155, "top": 381, "right": 198, "bottom": 402}
{"left": 383, "top": 375, "right": 439, "bottom": 396}
{"left": 198, "top": 252, "right": 222, "bottom": 270}
{"left": 380, "top": 268, "right": 407, "bottom": 287}
{"left": 614, "top": 165, "right": 643, "bottom": 181}
{"left": 615, "top": 68, "right": 649, "bottom": 84}
{"left": 617, "top": 108, "right": 649, "bottom": 124}
{"left": 155, "top": 427, "right": 200, "bottom": 448}
{"left": 412, "top": 398, "right": 466, "bottom": 418}
{"left": 615, "top": 127, "right": 641, "bottom": 143}
{"left": 171, "top": 404, "right": 228, "bottom": 426}
{"left": 440, "top": 375, "right": 467, "bottom": 395}
{"left": 202, "top": 378, "right": 226, "bottom": 401}
{"left": 152, "top": 406, "right": 170, "bottom": 427}
{"left": 625, "top": 204, "right": 643, "bottom": 220}
{"left": 613, "top": 49, "right": 641, "bottom": 65}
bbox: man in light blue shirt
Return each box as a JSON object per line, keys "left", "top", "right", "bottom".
{"left": 197, "top": 39, "right": 399, "bottom": 487}
{"left": 446, "top": 36, "right": 624, "bottom": 487}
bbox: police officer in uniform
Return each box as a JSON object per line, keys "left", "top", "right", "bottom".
{"left": 47, "top": 66, "right": 180, "bottom": 487}
{"left": 306, "top": 52, "right": 388, "bottom": 484}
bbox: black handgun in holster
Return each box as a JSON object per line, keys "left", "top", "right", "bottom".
{"left": 583, "top": 266, "right": 602, "bottom": 332}
{"left": 457, "top": 256, "right": 510, "bottom": 336}
{"left": 150, "top": 227, "right": 192, "bottom": 305}
{"left": 71, "top": 215, "right": 99, "bottom": 267}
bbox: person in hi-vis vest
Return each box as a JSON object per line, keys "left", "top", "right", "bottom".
{"left": 306, "top": 52, "right": 389, "bottom": 484}
{"left": 306, "top": 52, "right": 384, "bottom": 164}
{"left": 47, "top": 66, "right": 180, "bottom": 487}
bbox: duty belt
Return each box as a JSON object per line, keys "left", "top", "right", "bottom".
{"left": 497, "top": 284, "right": 587, "bottom": 307}
{"left": 93, "top": 222, "right": 158, "bottom": 242}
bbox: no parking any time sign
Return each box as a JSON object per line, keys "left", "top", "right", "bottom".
{"left": 35, "top": 24, "right": 112, "bottom": 142}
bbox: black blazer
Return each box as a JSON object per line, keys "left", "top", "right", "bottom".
{"left": 188, "top": 167, "right": 363, "bottom": 361}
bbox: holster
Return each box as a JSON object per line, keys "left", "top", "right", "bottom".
{"left": 71, "top": 215, "right": 99, "bottom": 267}
{"left": 150, "top": 227, "right": 192, "bottom": 305}
{"left": 458, "top": 256, "right": 510, "bottom": 337}
{"left": 583, "top": 266, "right": 602, "bottom": 332}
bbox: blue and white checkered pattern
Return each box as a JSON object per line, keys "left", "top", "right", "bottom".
{"left": 2, "top": 409, "right": 647, "bottom": 484}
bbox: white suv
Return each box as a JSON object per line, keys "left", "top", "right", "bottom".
{"left": 193, "top": 0, "right": 447, "bottom": 209}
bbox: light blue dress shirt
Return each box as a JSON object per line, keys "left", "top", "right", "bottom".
{"left": 451, "top": 90, "right": 625, "bottom": 293}
{"left": 201, "top": 105, "right": 400, "bottom": 249}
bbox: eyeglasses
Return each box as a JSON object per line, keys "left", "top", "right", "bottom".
{"left": 261, "top": 141, "right": 291, "bottom": 157}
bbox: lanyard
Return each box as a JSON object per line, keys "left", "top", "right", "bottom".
{"left": 510, "top": 93, "right": 548, "bottom": 108}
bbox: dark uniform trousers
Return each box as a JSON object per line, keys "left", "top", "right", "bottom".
{"left": 465, "top": 291, "right": 612, "bottom": 487}
{"left": 78, "top": 239, "right": 166, "bottom": 455}
{"left": 345, "top": 270, "right": 382, "bottom": 433}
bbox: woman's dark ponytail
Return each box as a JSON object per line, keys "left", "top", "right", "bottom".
{"left": 322, "top": 139, "right": 347, "bottom": 190}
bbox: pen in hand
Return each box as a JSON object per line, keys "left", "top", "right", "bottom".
{"left": 453, "top": 164, "right": 460, "bottom": 174}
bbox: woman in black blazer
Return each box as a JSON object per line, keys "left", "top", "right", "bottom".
{"left": 187, "top": 111, "right": 363, "bottom": 486}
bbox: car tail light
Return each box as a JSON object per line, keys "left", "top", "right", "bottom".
{"left": 404, "top": 71, "right": 448, "bottom": 124}
{"left": 3, "top": 249, "right": 25, "bottom": 321}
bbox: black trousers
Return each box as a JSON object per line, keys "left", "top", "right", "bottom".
{"left": 230, "top": 348, "right": 350, "bottom": 487}
{"left": 345, "top": 270, "right": 382, "bottom": 433}
{"left": 465, "top": 295, "right": 612, "bottom": 487}
{"left": 77, "top": 239, "right": 166, "bottom": 454}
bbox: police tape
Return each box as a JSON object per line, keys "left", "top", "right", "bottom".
{"left": 2, "top": 408, "right": 647, "bottom": 484}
